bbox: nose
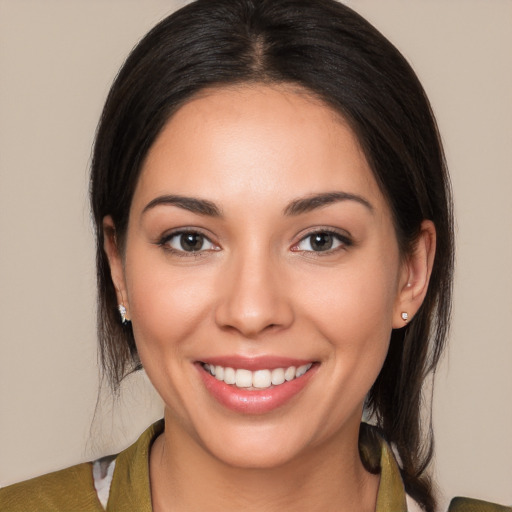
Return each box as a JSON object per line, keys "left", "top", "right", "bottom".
{"left": 214, "top": 250, "right": 294, "bottom": 338}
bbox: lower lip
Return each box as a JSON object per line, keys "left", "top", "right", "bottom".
{"left": 197, "top": 364, "right": 318, "bottom": 414}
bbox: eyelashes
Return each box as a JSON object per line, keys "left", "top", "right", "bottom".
{"left": 157, "top": 227, "right": 353, "bottom": 258}
{"left": 157, "top": 230, "right": 219, "bottom": 258}
{"left": 291, "top": 230, "right": 352, "bottom": 254}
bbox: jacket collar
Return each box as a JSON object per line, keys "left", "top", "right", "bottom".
{"left": 107, "top": 420, "right": 408, "bottom": 511}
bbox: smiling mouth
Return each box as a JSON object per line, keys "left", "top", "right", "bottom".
{"left": 201, "top": 363, "right": 314, "bottom": 390}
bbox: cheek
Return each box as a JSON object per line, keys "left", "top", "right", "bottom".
{"left": 297, "top": 249, "right": 400, "bottom": 384}
{"left": 124, "top": 251, "right": 216, "bottom": 357}
{"left": 124, "top": 254, "right": 218, "bottom": 414}
{"left": 302, "top": 258, "right": 398, "bottom": 340}
{"left": 295, "top": 263, "right": 397, "bottom": 428}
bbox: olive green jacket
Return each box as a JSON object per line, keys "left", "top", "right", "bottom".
{"left": 1, "top": 421, "right": 510, "bottom": 511}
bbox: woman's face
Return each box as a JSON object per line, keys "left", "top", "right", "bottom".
{"left": 109, "top": 84, "right": 414, "bottom": 468}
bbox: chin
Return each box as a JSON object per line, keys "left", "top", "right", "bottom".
{"left": 200, "top": 427, "right": 311, "bottom": 470}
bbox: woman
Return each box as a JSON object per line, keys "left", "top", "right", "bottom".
{"left": 1, "top": 1, "right": 509, "bottom": 511}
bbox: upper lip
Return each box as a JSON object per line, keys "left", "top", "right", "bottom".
{"left": 198, "top": 355, "right": 316, "bottom": 371}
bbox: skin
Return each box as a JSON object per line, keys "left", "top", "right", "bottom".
{"left": 104, "top": 84, "right": 435, "bottom": 512}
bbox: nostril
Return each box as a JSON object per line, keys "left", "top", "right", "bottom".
{"left": 213, "top": 274, "right": 295, "bottom": 337}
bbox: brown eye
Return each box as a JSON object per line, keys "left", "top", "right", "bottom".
{"left": 163, "top": 231, "right": 217, "bottom": 253}
{"left": 294, "top": 230, "right": 351, "bottom": 253}
{"left": 309, "top": 232, "right": 334, "bottom": 251}
{"left": 180, "top": 233, "right": 205, "bottom": 251}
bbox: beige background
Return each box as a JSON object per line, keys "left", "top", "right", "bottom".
{"left": 0, "top": 0, "right": 511, "bottom": 508}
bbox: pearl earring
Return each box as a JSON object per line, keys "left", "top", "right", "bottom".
{"left": 401, "top": 312, "right": 409, "bottom": 323}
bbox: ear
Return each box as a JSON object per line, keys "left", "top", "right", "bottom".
{"left": 393, "top": 220, "right": 436, "bottom": 328}
{"left": 103, "top": 215, "right": 130, "bottom": 321}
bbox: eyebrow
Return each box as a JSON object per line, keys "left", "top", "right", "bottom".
{"left": 283, "top": 191, "right": 373, "bottom": 216}
{"left": 142, "top": 195, "right": 222, "bottom": 217}
{"left": 142, "top": 191, "right": 373, "bottom": 218}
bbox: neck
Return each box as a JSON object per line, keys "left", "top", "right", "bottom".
{"left": 150, "top": 410, "right": 379, "bottom": 512}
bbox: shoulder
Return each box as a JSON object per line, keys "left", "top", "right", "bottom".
{"left": 448, "top": 497, "right": 512, "bottom": 512}
{"left": 0, "top": 462, "right": 104, "bottom": 512}
{"left": 0, "top": 420, "right": 164, "bottom": 512}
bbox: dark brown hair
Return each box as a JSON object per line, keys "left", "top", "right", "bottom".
{"left": 90, "top": 1, "right": 454, "bottom": 510}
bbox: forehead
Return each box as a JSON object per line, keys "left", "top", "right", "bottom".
{"left": 133, "top": 83, "right": 385, "bottom": 214}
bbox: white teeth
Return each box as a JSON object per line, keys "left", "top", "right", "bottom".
{"left": 203, "top": 363, "right": 313, "bottom": 389}
{"left": 284, "top": 366, "right": 296, "bottom": 381}
{"left": 253, "top": 369, "right": 272, "bottom": 389}
{"left": 271, "top": 368, "right": 285, "bottom": 385}
{"left": 215, "top": 365, "right": 224, "bottom": 381}
{"left": 224, "top": 367, "right": 236, "bottom": 385}
{"left": 235, "top": 369, "right": 253, "bottom": 388}
{"left": 296, "top": 364, "right": 309, "bottom": 378}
